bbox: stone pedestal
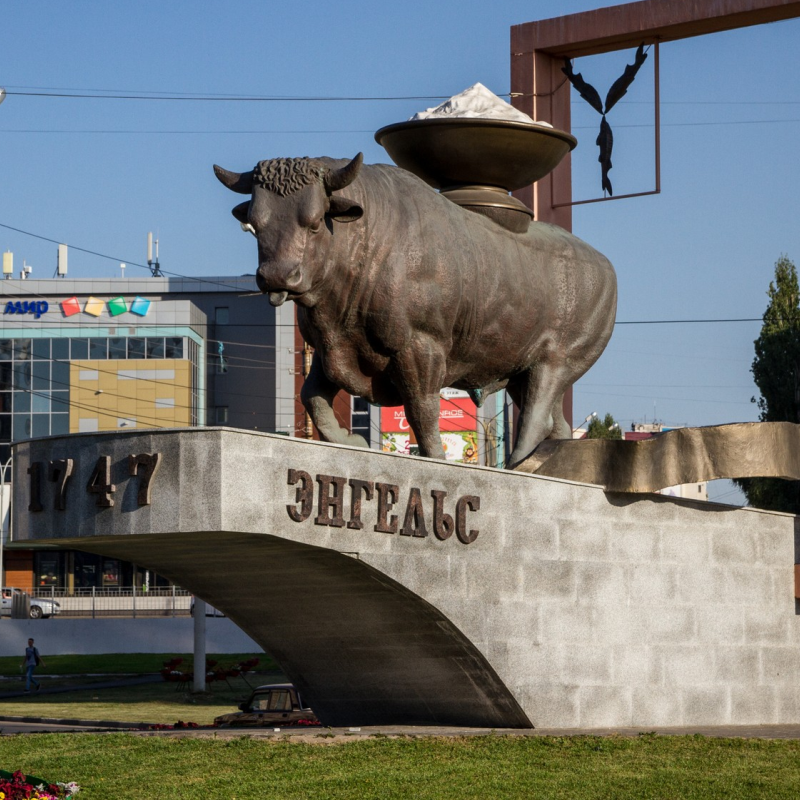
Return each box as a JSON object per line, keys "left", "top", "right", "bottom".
{"left": 13, "top": 429, "right": 800, "bottom": 728}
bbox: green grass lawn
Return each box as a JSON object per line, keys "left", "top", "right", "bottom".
{"left": 0, "top": 733, "right": 799, "bottom": 800}
{"left": 0, "top": 653, "right": 282, "bottom": 725}
{"left": 0, "top": 674, "right": 286, "bottom": 724}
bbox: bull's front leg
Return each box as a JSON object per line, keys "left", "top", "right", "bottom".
{"left": 392, "top": 338, "right": 446, "bottom": 460}
{"left": 301, "top": 351, "right": 369, "bottom": 449}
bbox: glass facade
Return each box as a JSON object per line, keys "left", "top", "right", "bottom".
{"left": 34, "top": 551, "right": 171, "bottom": 590}
{"left": 0, "top": 335, "right": 191, "bottom": 462}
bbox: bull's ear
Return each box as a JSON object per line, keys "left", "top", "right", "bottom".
{"left": 327, "top": 195, "right": 363, "bottom": 223}
{"left": 231, "top": 202, "right": 250, "bottom": 224}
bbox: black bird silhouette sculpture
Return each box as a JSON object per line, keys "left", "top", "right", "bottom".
{"left": 562, "top": 44, "right": 648, "bottom": 196}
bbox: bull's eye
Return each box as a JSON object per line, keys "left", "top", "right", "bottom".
{"left": 308, "top": 219, "right": 324, "bottom": 234}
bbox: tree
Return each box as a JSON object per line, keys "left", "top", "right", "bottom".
{"left": 736, "top": 255, "right": 800, "bottom": 512}
{"left": 586, "top": 412, "right": 622, "bottom": 440}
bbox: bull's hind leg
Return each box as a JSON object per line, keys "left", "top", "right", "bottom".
{"left": 301, "top": 352, "right": 369, "bottom": 448}
{"left": 549, "top": 392, "right": 571, "bottom": 440}
{"left": 507, "top": 365, "right": 572, "bottom": 470}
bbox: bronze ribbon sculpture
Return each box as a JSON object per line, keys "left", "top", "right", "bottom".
{"left": 516, "top": 422, "right": 800, "bottom": 494}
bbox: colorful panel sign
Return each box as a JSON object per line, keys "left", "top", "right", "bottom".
{"left": 58, "top": 295, "right": 152, "bottom": 318}
{"left": 84, "top": 296, "right": 105, "bottom": 317}
{"left": 107, "top": 296, "right": 128, "bottom": 316}
{"left": 60, "top": 296, "right": 81, "bottom": 317}
{"left": 130, "top": 296, "right": 151, "bottom": 316}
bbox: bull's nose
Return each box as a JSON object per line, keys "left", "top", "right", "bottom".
{"left": 285, "top": 268, "right": 302, "bottom": 288}
{"left": 256, "top": 269, "right": 270, "bottom": 294}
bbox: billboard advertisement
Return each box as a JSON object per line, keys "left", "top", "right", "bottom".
{"left": 380, "top": 389, "right": 478, "bottom": 463}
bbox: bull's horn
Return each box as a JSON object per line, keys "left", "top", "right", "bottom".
{"left": 324, "top": 153, "right": 363, "bottom": 193}
{"left": 213, "top": 165, "right": 254, "bottom": 194}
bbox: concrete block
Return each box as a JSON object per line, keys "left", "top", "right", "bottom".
{"left": 539, "top": 603, "right": 598, "bottom": 645}
{"left": 675, "top": 565, "right": 727, "bottom": 604}
{"left": 503, "top": 641, "right": 557, "bottom": 681}
{"left": 744, "top": 608, "right": 791, "bottom": 645}
{"left": 730, "top": 686, "right": 777, "bottom": 725}
{"left": 558, "top": 518, "right": 610, "bottom": 562}
{"left": 722, "top": 567, "right": 776, "bottom": 605}
{"left": 713, "top": 646, "right": 760, "bottom": 684}
{"left": 560, "top": 645, "right": 613, "bottom": 685}
{"left": 662, "top": 646, "right": 716, "bottom": 686}
{"left": 680, "top": 687, "right": 730, "bottom": 725}
{"left": 626, "top": 563, "right": 677, "bottom": 603}
{"left": 578, "top": 686, "right": 632, "bottom": 727}
{"left": 592, "top": 605, "right": 648, "bottom": 645}
{"left": 523, "top": 520, "right": 559, "bottom": 561}
{"left": 758, "top": 529, "right": 792, "bottom": 565}
{"left": 523, "top": 560, "right": 576, "bottom": 601}
{"left": 631, "top": 687, "right": 683, "bottom": 727}
{"left": 609, "top": 524, "right": 660, "bottom": 563}
{"left": 523, "top": 683, "right": 579, "bottom": 728}
{"left": 574, "top": 563, "right": 628, "bottom": 605}
{"left": 486, "top": 601, "right": 539, "bottom": 644}
{"left": 712, "top": 530, "right": 758, "bottom": 565}
{"left": 775, "top": 685, "right": 800, "bottom": 719}
{"left": 661, "top": 528, "right": 711, "bottom": 564}
{"left": 611, "top": 645, "right": 661, "bottom": 686}
{"left": 761, "top": 646, "right": 800, "bottom": 684}
{"left": 695, "top": 606, "right": 744, "bottom": 645}
{"left": 641, "top": 606, "right": 696, "bottom": 644}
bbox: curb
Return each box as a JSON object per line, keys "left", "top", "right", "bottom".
{"left": 0, "top": 715, "right": 155, "bottom": 730}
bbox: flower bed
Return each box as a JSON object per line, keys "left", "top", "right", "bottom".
{"left": 0, "top": 770, "right": 79, "bottom": 799}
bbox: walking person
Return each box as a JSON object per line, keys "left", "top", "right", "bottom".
{"left": 21, "top": 637, "right": 44, "bottom": 693}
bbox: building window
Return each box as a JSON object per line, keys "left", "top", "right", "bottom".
{"left": 108, "top": 338, "right": 127, "bottom": 359}
{"left": 165, "top": 337, "right": 184, "bottom": 359}
{"left": 215, "top": 307, "right": 229, "bottom": 325}
{"left": 70, "top": 339, "right": 89, "bottom": 360}
{"left": 146, "top": 338, "right": 165, "bottom": 359}
{"left": 89, "top": 338, "right": 108, "bottom": 360}
{"left": 32, "top": 339, "right": 50, "bottom": 359}
{"left": 215, "top": 406, "right": 229, "bottom": 425}
{"left": 351, "top": 396, "right": 371, "bottom": 445}
{"left": 127, "top": 338, "right": 146, "bottom": 359}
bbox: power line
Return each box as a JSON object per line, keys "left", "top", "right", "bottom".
{"left": 0, "top": 221, "right": 255, "bottom": 294}
{"left": 4, "top": 90, "right": 456, "bottom": 102}
{"left": 6, "top": 119, "right": 800, "bottom": 136}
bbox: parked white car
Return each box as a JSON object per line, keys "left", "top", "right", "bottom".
{"left": 1, "top": 588, "right": 61, "bottom": 619}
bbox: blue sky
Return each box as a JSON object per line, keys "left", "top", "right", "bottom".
{"left": 2, "top": 1, "right": 799, "bottom": 503}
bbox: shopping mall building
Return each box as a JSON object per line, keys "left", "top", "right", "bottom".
{"left": 0, "top": 272, "right": 505, "bottom": 592}
{"left": 0, "top": 273, "right": 297, "bottom": 591}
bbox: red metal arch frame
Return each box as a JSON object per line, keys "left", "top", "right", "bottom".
{"left": 510, "top": 0, "right": 800, "bottom": 426}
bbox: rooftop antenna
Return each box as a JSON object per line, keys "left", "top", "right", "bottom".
{"left": 56, "top": 244, "right": 68, "bottom": 278}
{"left": 147, "top": 232, "right": 162, "bottom": 277}
{"left": 120, "top": 262, "right": 126, "bottom": 278}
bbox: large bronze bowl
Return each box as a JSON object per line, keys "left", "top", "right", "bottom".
{"left": 374, "top": 118, "right": 577, "bottom": 191}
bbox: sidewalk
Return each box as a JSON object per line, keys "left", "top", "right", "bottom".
{"left": 0, "top": 674, "right": 162, "bottom": 699}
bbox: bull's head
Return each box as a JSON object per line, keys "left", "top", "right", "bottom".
{"left": 213, "top": 154, "right": 363, "bottom": 307}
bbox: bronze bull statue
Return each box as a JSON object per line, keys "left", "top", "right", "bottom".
{"left": 214, "top": 153, "right": 617, "bottom": 468}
